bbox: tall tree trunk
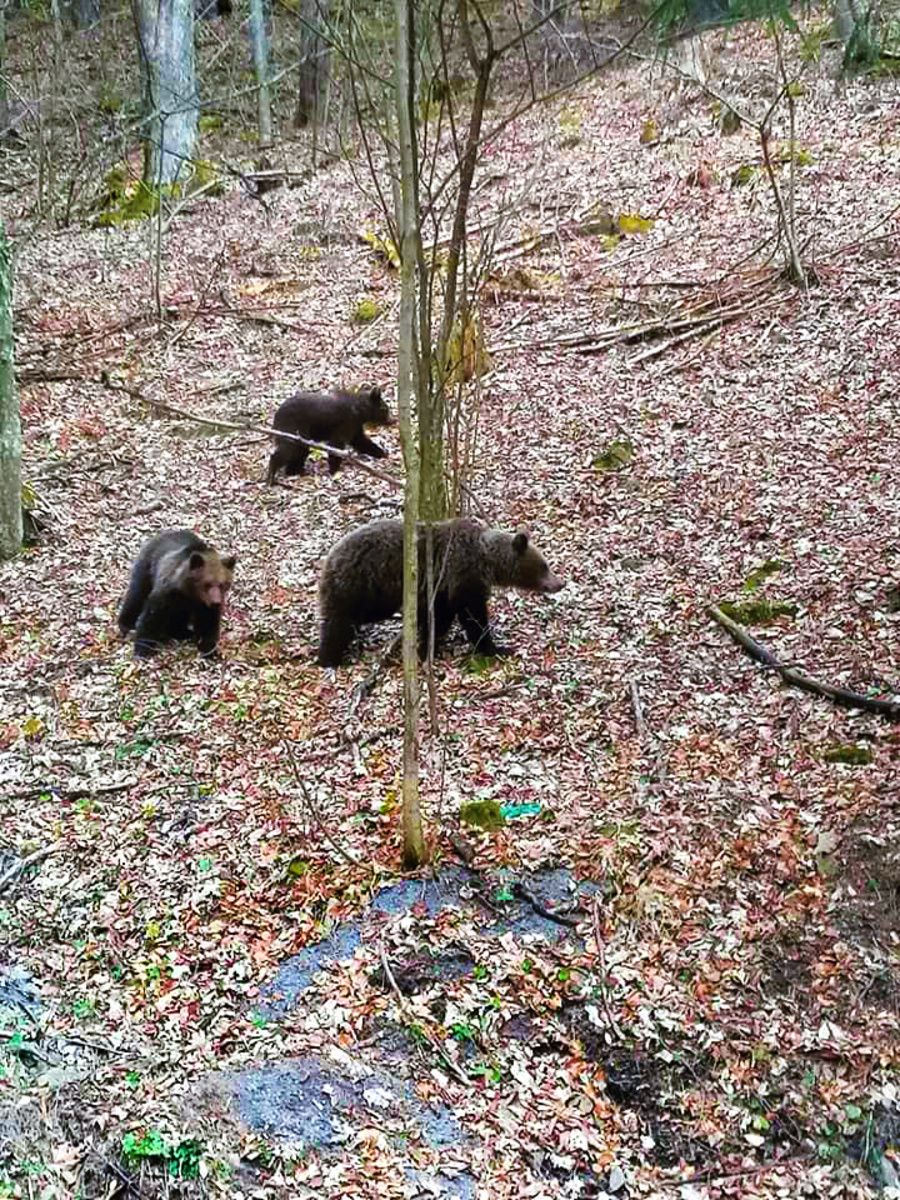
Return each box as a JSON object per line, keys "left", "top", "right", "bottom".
{"left": 0, "top": 1, "right": 11, "bottom": 137}
{"left": 0, "top": 222, "right": 21, "bottom": 561}
{"left": 295, "top": 0, "right": 330, "bottom": 128}
{"left": 132, "top": 0, "right": 197, "bottom": 187}
{"left": 73, "top": 0, "right": 101, "bottom": 27}
{"left": 833, "top": 0, "right": 878, "bottom": 70}
{"left": 249, "top": 0, "right": 272, "bottom": 144}
{"left": 395, "top": 0, "right": 425, "bottom": 871}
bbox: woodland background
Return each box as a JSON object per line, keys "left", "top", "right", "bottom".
{"left": 0, "top": 0, "right": 899, "bottom": 1196}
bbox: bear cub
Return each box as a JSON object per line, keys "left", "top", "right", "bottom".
{"left": 317, "top": 518, "right": 564, "bottom": 667}
{"left": 118, "top": 529, "right": 236, "bottom": 658}
{"left": 266, "top": 385, "right": 392, "bottom": 484}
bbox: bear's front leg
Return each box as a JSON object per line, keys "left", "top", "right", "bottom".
{"left": 459, "top": 600, "right": 510, "bottom": 658}
{"left": 193, "top": 605, "right": 223, "bottom": 657}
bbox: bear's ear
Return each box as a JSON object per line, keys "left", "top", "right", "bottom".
{"left": 188, "top": 551, "right": 206, "bottom": 570}
{"left": 370, "top": 386, "right": 382, "bottom": 402}
{"left": 512, "top": 532, "right": 529, "bottom": 555}
{"left": 221, "top": 556, "right": 237, "bottom": 572}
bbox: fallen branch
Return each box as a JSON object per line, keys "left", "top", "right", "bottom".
{"left": 101, "top": 374, "right": 490, "bottom": 513}
{"left": 0, "top": 839, "right": 65, "bottom": 895}
{"left": 707, "top": 604, "right": 900, "bottom": 720}
{"left": 626, "top": 300, "right": 780, "bottom": 366}
{"left": 591, "top": 897, "right": 625, "bottom": 1041}
{"left": 16, "top": 368, "right": 86, "bottom": 384}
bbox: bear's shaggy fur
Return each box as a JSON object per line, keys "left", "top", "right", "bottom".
{"left": 317, "top": 518, "right": 564, "bottom": 666}
{"left": 118, "top": 530, "right": 236, "bottom": 658}
{"left": 266, "top": 385, "right": 392, "bottom": 484}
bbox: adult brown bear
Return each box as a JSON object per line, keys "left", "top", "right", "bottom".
{"left": 118, "top": 530, "right": 236, "bottom": 658}
{"left": 317, "top": 518, "right": 564, "bottom": 666}
{"left": 266, "top": 385, "right": 392, "bottom": 484}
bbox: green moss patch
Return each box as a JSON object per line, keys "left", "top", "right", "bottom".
{"left": 460, "top": 799, "right": 506, "bottom": 831}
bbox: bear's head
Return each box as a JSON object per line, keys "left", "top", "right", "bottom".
{"left": 187, "top": 550, "right": 236, "bottom": 608}
{"left": 508, "top": 532, "right": 564, "bottom": 594}
{"left": 364, "top": 385, "right": 393, "bottom": 427}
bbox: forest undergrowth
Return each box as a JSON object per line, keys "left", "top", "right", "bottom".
{"left": 1, "top": 14, "right": 899, "bottom": 1199}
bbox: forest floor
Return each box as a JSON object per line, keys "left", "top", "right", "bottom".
{"left": 2, "top": 10, "right": 900, "bottom": 1200}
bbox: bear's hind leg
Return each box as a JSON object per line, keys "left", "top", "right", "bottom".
{"left": 118, "top": 559, "right": 154, "bottom": 634}
{"left": 284, "top": 445, "right": 309, "bottom": 476}
{"left": 458, "top": 593, "right": 509, "bottom": 658}
{"left": 132, "top": 589, "right": 184, "bottom": 658}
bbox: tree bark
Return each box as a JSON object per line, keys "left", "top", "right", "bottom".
{"left": 249, "top": 0, "right": 273, "bottom": 144}
{"left": 73, "top": 0, "right": 100, "bottom": 26}
{"left": 132, "top": 0, "right": 197, "bottom": 187}
{"left": 833, "top": 0, "right": 876, "bottom": 68}
{"left": 295, "top": 0, "right": 330, "bottom": 128}
{"left": 0, "top": 0, "right": 10, "bottom": 136}
{"left": 0, "top": 222, "right": 22, "bottom": 561}
{"left": 395, "top": 0, "right": 425, "bottom": 870}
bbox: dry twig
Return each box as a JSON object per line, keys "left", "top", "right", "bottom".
{"left": 378, "top": 939, "right": 470, "bottom": 1087}
{"left": 349, "top": 633, "right": 403, "bottom": 715}
{"left": 99, "top": 375, "right": 403, "bottom": 490}
{"left": 591, "top": 897, "right": 625, "bottom": 1041}
{"left": 629, "top": 679, "right": 647, "bottom": 742}
{"left": 283, "top": 739, "right": 362, "bottom": 866}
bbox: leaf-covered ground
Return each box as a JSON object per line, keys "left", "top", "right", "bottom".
{"left": 2, "top": 14, "right": 900, "bottom": 1200}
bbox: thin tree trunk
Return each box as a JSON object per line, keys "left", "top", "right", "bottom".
{"left": 50, "top": 0, "right": 64, "bottom": 53}
{"left": 420, "top": 0, "right": 495, "bottom": 522}
{"left": 395, "top": 0, "right": 425, "bottom": 870}
{"left": 0, "top": 222, "right": 22, "bottom": 561}
{"left": 249, "top": 0, "right": 273, "bottom": 145}
{"left": 132, "top": 0, "right": 197, "bottom": 187}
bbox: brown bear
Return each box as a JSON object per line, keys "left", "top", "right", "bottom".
{"left": 118, "top": 530, "right": 236, "bottom": 659}
{"left": 266, "top": 385, "right": 392, "bottom": 484}
{"left": 317, "top": 518, "right": 564, "bottom": 666}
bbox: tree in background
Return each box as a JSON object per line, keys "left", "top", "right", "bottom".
{"left": 832, "top": 0, "right": 896, "bottom": 72}
{"left": 394, "top": 0, "right": 426, "bottom": 869}
{"left": 336, "top": 0, "right": 615, "bottom": 864}
{"left": 249, "top": 0, "right": 273, "bottom": 145}
{"left": 0, "top": 0, "right": 8, "bottom": 137}
{"left": 295, "top": 0, "right": 331, "bottom": 134}
{"left": 132, "top": 0, "right": 198, "bottom": 187}
{"left": 70, "top": 0, "right": 100, "bottom": 28}
{"left": 0, "top": 222, "right": 21, "bottom": 562}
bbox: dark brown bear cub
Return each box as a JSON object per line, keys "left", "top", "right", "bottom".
{"left": 118, "top": 530, "right": 236, "bottom": 659}
{"left": 317, "top": 518, "right": 564, "bottom": 666}
{"left": 266, "top": 385, "right": 392, "bottom": 484}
